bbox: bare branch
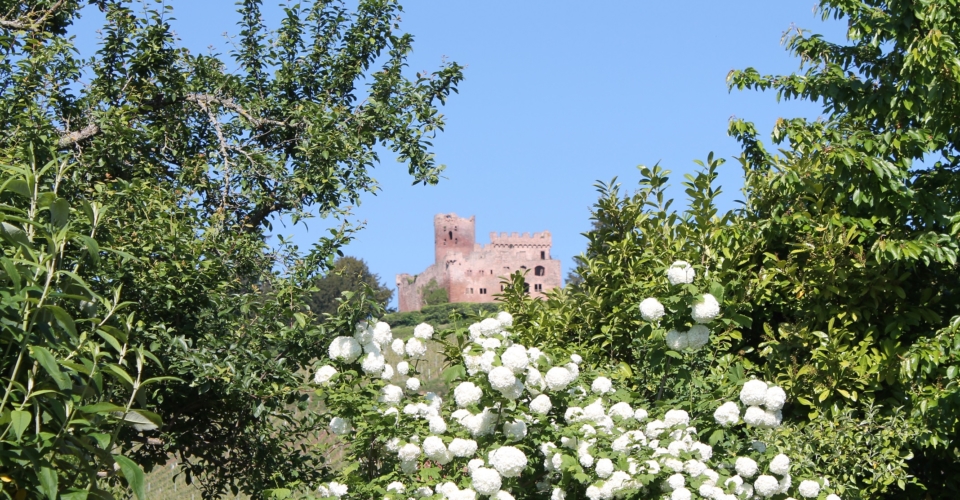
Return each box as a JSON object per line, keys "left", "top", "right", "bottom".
{"left": 0, "top": 0, "right": 68, "bottom": 32}
{"left": 58, "top": 123, "right": 100, "bottom": 148}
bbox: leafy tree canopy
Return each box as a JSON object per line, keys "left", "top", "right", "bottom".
{"left": 309, "top": 256, "right": 394, "bottom": 317}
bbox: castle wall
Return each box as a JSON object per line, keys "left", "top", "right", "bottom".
{"left": 397, "top": 213, "right": 562, "bottom": 312}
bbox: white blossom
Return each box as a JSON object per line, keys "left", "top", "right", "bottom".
{"left": 769, "top": 454, "right": 791, "bottom": 475}
{"left": 740, "top": 379, "right": 768, "bottom": 406}
{"left": 826, "top": 495, "right": 841, "bottom": 500}
{"left": 398, "top": 443, "right": 421, "bottom": 462}
{"left": 764, "top": 386, "right": 787, "bottom": 411}
{"left": 503, "top": 420, "right": 527, "bottom": 441}
{"left": 454, "top": 382, "right": 483, "bottom": 407}
{"left": 423, "top": 436, "right": 450, "bottom": 463}
{"left": 496, "top": 311, "right": 514, "bottom": 327}
{"left": 313, "top": 365, "right": 337, "bottom": 385}
{"left": 495, "top": 491, "right": 515, "bottom": 500}
{"left": 665, "top": 330, "right": 688, "bottom": 351}
{"left": 743, "top": 405, "right": 766, "bottom": 427}
{"left": 686, "top": 325, "right": 710, "bottom": 350}
{"left": 634, "top": 408, "right": 648, "bottom": 421}
{"left": 354, "top": 322, "right": 374, "bottom": 344}
{"left": 329, "top": 417, "right": 352, "bottom": 436}
{"left": 735, "top": 457, "right": 759, "bottom": 478}
{"left": 530, "top": 394, "right": 553, "bottom": 415}
{"left": 449, "top": 438, "right": 478, "bottom": 457}
{"left": 361, "top": 352, "right": 385, "bottom": 375}
{"left": 479, "top": 318, "right": 502, "bottom": 336}
{"left": 489, "top": 446, "right": 528, "bottom": 477}
{"left": 501, "top": 345, "right": 529, "bottom": 373}
{"left": 551, "top": 489, "right": 565, "bottom": 500}
{"left": 380, "top": 384, "right": 404, "bottom": 406}
{"left": 396, "top": 360, "right": 410, "bottom": 376}
{"left": 671, "top": 487, "right": 692, "bottom": 500}
{"left": 328, "top": 336, "right": 362, "bottom": 363}
{"left": 526, "top": 367, "right": 546, "bottom": 394}
{"left": 380, "top": 363, "right": 394, "bottom": 380}
{"left": 664, "top": 409, "right": 690, "bottom": 427}
{"left": 595, "top": 458, "right": 614, "bottom": 478}
{"left": 667, "top": 261, "right": 695, "bottom": 285}
{"left": 471, "top": 467, "right": 502, "bottom": 495}
{"left": 591, "top": 377, "right": 613, "bottom": 394}
{"left": 386, "top": 481, "right": 405, "bottom": 494}
{"left": 401, "top": 377, "right": 419, "bottom": 392}
{"left": 373, "top": 322, "right": 393, "bottom": 346}
{"left": 639, "top": 297, "right": 665, "bottom": 322}
{"left": 570, "top": 354, "right": 583, "bottom": 365}
{"left": 684, "top": 459, "right": 707, "bottom": 477}
{"left": 608, "top": 402, "right": 633, "bottom": 420}
{"left": 666, "top": 473, "right": 685, "bottom": 490}
{"left": 489, "top": 366, "right": 517, "bottom": 391}
{"left": 414, "top": 322, "right": 434, "bottom": 340}
{"left": 714, "top": 401, "right": 740, "bottom": 427}
{"left": 527, "top": 347, "right": 543, "bottom": 364}
{"left": 754, "top": 475, "right": 779, "bottom": 497}
{"left": 691, "top": 293, "right": 720, "bottom": 323}
{"left": 405, "top": 338, "right": 427, "bottom": 358}
{"left": 545, "top": 367, "right": 575, "bottom": 391}
{"left": 797, "top": 480, "right": 820, "bottom": 498}
{"left": 428, "top": 415, "right": 447, "bottom": 434}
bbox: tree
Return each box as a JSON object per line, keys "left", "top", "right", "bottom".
{"left": 0, "top": 0, "right": 462, "bottom": 498}
{"left": 421, "top": 278, "right": 449, "bottom": 306}
{"left": 309, "top": 256, "right": 394, "bottom": 317}
{"left": 502, "top": 1, "right": 960, "bottom": 497}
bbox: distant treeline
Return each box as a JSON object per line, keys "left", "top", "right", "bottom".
{"left": 382, "top": 303, "right": 500, "bottom": 329}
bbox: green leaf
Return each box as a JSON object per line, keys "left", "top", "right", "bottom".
{"left": 0, "top": 257, "right": 21, "bottom": 293}
{"left": 37, "top": 465, "right": 58, "bottom": 500}
{"left": 0, "top": 221, "right": 29, "bottom": 247}
{"left": 50, "top": 198, "right": 70, "bottom": 228}
{"left": 263, "top": 489, "right": 292, "bottom": 499}
{"left": 114, "top": 409, "right": 162, "bottom": 432}
{"left": 664, "top": 350, "right": 683, "bottom": 359}
{"left": 113, "top": 454, "right": 145, "bottom": 500}
{"left": 10, "top": 410, "right": 30, "bottom": 441}
{"left": 708, "top": 429, "right": 724, "bottom": 446}
{"left": 41, "top": 305, "right": 77, "bottom": 337}
{"left": 441, "top": 364, "right": 465, "bottom": 383}
{"left": 79, "top": 402, "right": 127, "bottom": 414}
{"left": 30, "top": 346, "right": 70, "bottom": 390}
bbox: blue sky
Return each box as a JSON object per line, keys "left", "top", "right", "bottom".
{"left": 72, "top": 1, "right": 847, "bottom": 309}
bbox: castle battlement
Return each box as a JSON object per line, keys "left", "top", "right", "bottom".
{"left": 489, "top": 230, "right": 552, "bottom": 248}
{"left": 396, "top": 214, "right": 562, "bottom": 312}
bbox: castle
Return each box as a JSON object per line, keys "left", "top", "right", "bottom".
{"left": 396, "top": 213, "right": 562, "bottom": 312}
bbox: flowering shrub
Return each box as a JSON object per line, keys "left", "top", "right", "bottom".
{"left": 311, "top": 302, "right": 842, "bottom": 499}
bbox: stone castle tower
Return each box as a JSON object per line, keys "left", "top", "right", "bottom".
{"left": 396, "top": 213, "right": 562, "bottom": 312}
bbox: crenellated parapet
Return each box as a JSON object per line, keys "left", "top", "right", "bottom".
{"left": 488, "top": 230, "right": 552, "bottom": 248}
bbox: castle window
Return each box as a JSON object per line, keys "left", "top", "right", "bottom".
{"left": 467, "top": 287, "right": 474, "bottom": 294}
{"left": 500, "top": 285, "right": 504, "bottom": 291}
{"left": 479, "top": 270, "right": 484, "bottom": 276}
{"left": 480, "top": 288, "right": 487, "bottom": 295}
{"left": 523, "top": 283, "right": 530, "bottom": 293}
{"left": 535, "top": 266, "right": 545, "bottom": 276}
{"left": 449, "top": 231, "right": 453, "bottom": 240}
{"left": 541, "top": 251, "right": 545, "bottom": 259}
{"left": 490, "top": 270, "right": 493, "bottom": 275}
{"left": 467, "top": 270, "right": 472, "bottom": 276}
{"left": 534, "top": 284, "right": 543, "bottom": 292}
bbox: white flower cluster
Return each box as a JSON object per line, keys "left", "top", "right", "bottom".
{"left": 712, "top": 379, "right": 786, "bottom": 429}
{"left": 641, "top": 260, "right": 723, "bottom": 351}
{"left": 316, "top": 315, "right": 840, "bottom": 500}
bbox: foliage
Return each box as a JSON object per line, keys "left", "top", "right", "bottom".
{"left": 382, "top": 302, "right": 499, "bottom": 329}
{"left": 312, "top": 310, "right": 844, "bottom": 500}
{"left": 421, "top": 278, "right": 450, "bottom": 307}
{"left": 309, "top": 256, "right": 394, "bottom": 317}
{"left": 0, "top": 0, "right": 462, "bottom": 498}
{"left": 500, "top": 1, "right": 960, "bottom": 497}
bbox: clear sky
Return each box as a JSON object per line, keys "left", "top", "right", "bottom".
{"left": 71, "top": 1, "right": 847, "bottom": 309}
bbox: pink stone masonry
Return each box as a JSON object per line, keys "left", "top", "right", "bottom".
{"left": 396, "top": 213, "right": 562, "bottom": 312}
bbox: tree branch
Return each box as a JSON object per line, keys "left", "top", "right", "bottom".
{"left": 0, "top": 0, "right": 68, "bottom": 32}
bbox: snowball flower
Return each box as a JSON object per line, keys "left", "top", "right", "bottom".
{"left": 314, "top": 365, "right": 337, "bottom": 385}
{"left": 489, "top": 366, "right": 517, "bottom": 391}
{"left": 391, "top": 338, "right": 406, "bottom": 356}
{"left": 664, "top": 409, "right": 690, "bottom": 427}
{"left": 769, "top": 454, "right": 791, "bottom": 475}
{"left": 373, "top": 321, "right": 392, "bottom": 346}
{"left": 479, "top": 318, "right": 502, "bottom": 336}
{"left": 570, "top": 354, "right": 583, "bottom": 365}
{"left": 639, "top": 297, "right": 665, "bottom": 322}
{"left": 495, "top": 491, "right": 515, "bottom": 500}
{"left": 714, "top": 401, "right": 740, "bottom": 427}
{"left": 386, "top": 482, "right": 405, "bottom": 494}
{"left": 423, "top": 436, "right": 448, "bottom": 460}
{"left": 684, "top": 459, "right": 707, "bottom": 477}
{"left": 496, "top": 311, "right": 514, "bottom": 327}
{"left": 691, "top": 293, "right": 720, "bottom": 323}
{"left": 489, "top": 446, "right": 527, "bottom": 477}
{"left": 503, "top": 420, "right": 527, "bottom": 441}
{"left": 595, "top": 458, "right": 614, "bottom": 478}
{"left": 414, "top": 322, "right": 435, "bottom": 339}
{"left": 449, "top": 438, "right": 478, "bottom": 457}
{"left": 609, "top": 402, "right": 633, "bottom": 420}
{"left": 471, "top": 467, "right": 502, "bottom": 495}
{"left": 740, "top": 379, "right": 769, "bottom": 406}
{"left": 797, "top": 480, "right": 820, "bottom": 498}
{"left": 735, "top": 457, "right": 758, "bottom": 478}
{"left": 634, "top": 408, "right": 648, "bottom": 421}
{"left": 764, "top": 386, "right": 787, "bottom": 411}
{"left": 380, "top": 363, "right": 394, "bottom": 380}
{"left": 398, "top": 443, "right": 421, "bottom": 462}
{"left": 328, "top": 336, "right": 362, "bottom": 363}
{"left": 545, "top": 366, "right": 575, "bottom": 390}
{"left": 454, "top": 382, "right": 483, "bottom": 407}
{"left": 530, "top": 394, "right": 552, "bottom": 415}
{"left": 329, "top": 417, "right": 352, "bottom": 435}
{"left": 397, "top": 361, "right": 410, "bottom": 376}
{"left": 354, "top": 322, "right": 374, "bottom": 344}
{"left": 527, "top": 347, "right": 543, "bottom": 364}
{"left": 754, "top": 475, "right": 779, "bottom": 497}
{"left": 551, "top": 488, "right": 565, "bottom": 500}
{"left": 743, "top": 405, "right": 767, "bottom": 427}
{"left": 323, "top": 482, "right": 348, "bottom": 498}
{"left": 405, "top": 338, "right": 427, "bottom": 358}
{"left": 686, "top": 325, "right": 710, "bottom": 350}
{"left": 501, "top": 345, "right": 529, "bottom": 373}
{"left": 761, "top": 409, "right": 783, "bottom": 428}
{"left": 406, "top": 377, "right": 421, "bottom": 392}
{"left": 380, "top": 384, "right": 404, "bottom": 405}
{"left": 428, "top": 415, "right": 447, "bottom": 434}
{"left": 667, "top": 260, "right": 695, "bottom": 285}
{"left": 665, "top": 329, "right": 688, "bottom": 351}
{"left": 591, "top": 377, "right": 613, "bottom": 394}
{"left": 671, "top": 487, "right": 692, "bottom": 500}
{"left": 826, "top": 495, "right": 841, "bottom": 500}
{"left": 666, "top": 473, "right": 686, "bottom": 490}
{"left": 361, "top": 352, "right": 385, "bottom": 375}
